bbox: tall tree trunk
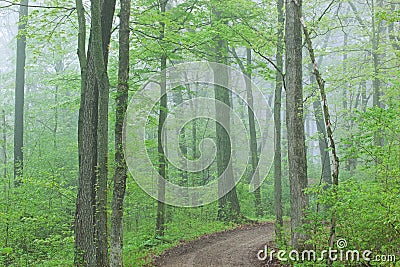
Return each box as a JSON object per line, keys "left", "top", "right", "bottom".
{"left": 372, "top": 0, "right": 384, "bottom": 147}
{"left": 361, "top": 79, "right": 367, "bottom": 111}
{"left": 75, "top": 0, "right": 97, "bottom": 263}
{"left": 75, "top": 33, "right": 99, "bottom": 267}
{"left": 342, "top": 32, "right": 348, "bottom": 111}
{"left": 285, "top": 0, "right": 309, "bottom": 250}
{"left": 156, "top": 0, "right": 168, "bottom": 237}
{"left": 74, "top": 0, "right": 115, "bottom": 264}
{"left": 2, "top": 110, "right": 6, "bottom": 182}
{"left": 3, "top": 109, "right": 11, "bottom": 267}
{"left": 312, "top": 99, "right": 332, "bottom": 186}
{"left": 372, "top": 0, "right": 381, "bottom": 109}
{"left": 231, "top": 47, "right": 262, "bottom": 217}
{"left": 53, "top": 60, "right": 63, "bottom": 150}
{"left": 213, "top": 25, "right": 240, "bottom": 221}
{"left": 156, "top": 54, "right": 167, "bottom": 236}
{"left": 110, "top": 0, "right": 130, "bottom": 265}
{"left": 388, "top": 4, "right": 400, "bottom": 52}
{"left": 309, "top": 32, "right": 332, "bottom": 186}
{"left": 95, "top": 0, "right": 116, "bottom": 265}
{"left": 173, "top": 87, "right": 189, "bottom": 198}
{"left": 245, "top": 49, "right": 263, "bottom": 217}
{"left": 14, "top": 0, "right": 28, "bottom": 186}
{"left": 274, "top": 0, "right": 284, "bottom": 239}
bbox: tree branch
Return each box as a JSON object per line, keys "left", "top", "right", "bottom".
{"left": 301, "top": 15, "right": 340, "bottom": 253}
{"left": 0, "top": 0, "right": 75, "bottom": 10}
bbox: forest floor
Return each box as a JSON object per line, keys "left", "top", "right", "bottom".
{"left": 152, "top": 222, "right": 275, "bottom": 267}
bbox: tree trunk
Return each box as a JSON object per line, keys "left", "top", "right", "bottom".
{"left": 274, "top": 0, "right": 284, "bottom": 239}
{"left": 173, "top": 87, "right": 189, "bottom": 199}
{"left": 95, "top": 0, "right": 116, "bottom": 265}
{"left": 156, "top": 53, "right": 167, "bottom": 236}
{"left": 3, "top": 109, "right": 11, "bottom": 267}
{"left": 2, "top": 110, "right": 6, "bottom": 181}
{"left": 372, "top": 0, "right": 381, "bottom": 109}
{"left": 75, "top": 36, "right": 99, "bottom": 267}
{"left": 53, "top": 60, "right": 64, "bottom": 150}
{"left": 372, "top": 0, "right": 384, "bottom": 147}
{"left": 156, "top": 0, "right": 168, "bottom": 237}
{"left": 285, "top": 0, "right": 309, "bottom": 250}
{"left": 14, "top": 0, "right": 28, "bottom": 186}
{"left": 110, "top": 0, "right": 130, "bottom": 265}
{"left": 312, "top": 99, "right": 332, "bottom": 186}
{"left": 213, "top": 20, "right": 240, "bottom": 221}
{"left": 244, "top": 49, "right": 263, "bottom": 217}
{"left": 74, "top": 0, "right": 115, "bottom": 264}
{"left": 75, "top": 0, "right": 97, "bottom": 263}
{"left": 231, "top": 47, "right": 262, "bottom": 217}
{"left": 309, "top": 35, "right": 332, "bottom": 186}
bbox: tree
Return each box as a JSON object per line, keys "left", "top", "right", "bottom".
{"left": 214, "top": 50, "right": 241, "bottom": 220}
{"left": 302, "top": 13, "right": 340, "bottom": 251}
{"left": 274, "top": 0, "right": 284, "bottom": 239}
{"left": 95, "top": 0, "right": 116, "bottom": 265}
{"left": 310, "top": 34, "right": 332, "bottom": 187}
{"left": 14, "top": 0, "right": 28, "bottom": 186}
{"left": 156, "top": 0, "right": 168, "bottom": 237}
{"left": 110, "top": 0, "right": 130, "bottom": 265}
{"left": 74, "top": 0, "right": 115, "bottom": 265}
{"left": 285, "top": 0, "right": 309, "bottom": 249}
{"left": 312, "top": 99, "right": 332, "bottom": 186}
{"left": 231, "top": 47, "right": 263, "bottom": 217}
{"left": 211, "top": 5, "right": 241, "bottom": 221}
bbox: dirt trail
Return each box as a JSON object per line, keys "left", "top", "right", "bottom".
{"left": 154, "top": 222, "right": 274, "bottom": 267}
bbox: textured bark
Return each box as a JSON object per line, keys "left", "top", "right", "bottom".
{"left": 156, "top": 53, "right": 167, "bottom": 236}
{"left": 213, "top": 14, "right": 240, "bottom": 221}
{"left": 75, "top": 0, "right": 86, "bottom": 94}
{"left": 156, "top": 0, "right": 168, "bottom": 237}
{"left": 285, "top": 0, "right": 309, "bottom": 250}
{"left": 75, "top": 0, "right": 115, "bottom": 265}
{"left": 95, "top": 0, "right": 116, "bottom": 265}
{"left": 274, "top": 0, "right": 284, "bottom": 238}
{"left": 75, "top": 39, "right": 99, "bottom": 267}
{"left": 110, "top": 0, "right": 130, "bottom": 265}
{"left": 75, "top": 0, "right": 97, "bottom": 263}
{"left": 14, "top": 0, "right": 28, "bottom": 186}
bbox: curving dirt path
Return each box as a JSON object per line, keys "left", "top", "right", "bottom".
{"left": 154, "top": 222, "right": 274, "bottom": 267}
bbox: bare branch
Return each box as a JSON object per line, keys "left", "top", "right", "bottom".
{"left": 0, "top": 0, "right": 75, "bottom": 10}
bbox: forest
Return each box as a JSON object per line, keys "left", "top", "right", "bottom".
{"left": 0, "top": 0, "right": 399, "bottom": 266}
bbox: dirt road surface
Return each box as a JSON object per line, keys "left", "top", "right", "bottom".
{"left": 154, "top": 222, "right": 274, "bottom": 267}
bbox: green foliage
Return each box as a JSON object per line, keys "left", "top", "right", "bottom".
{"left": 302, "top": 88, "right": 400, "bottom": 266}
